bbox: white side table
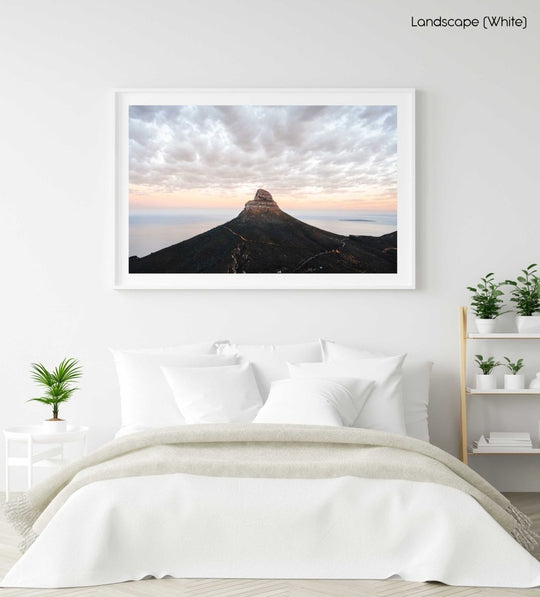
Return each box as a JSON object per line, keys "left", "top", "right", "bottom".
{"left": 4, "top": 425, "right": 88, "bottom": 502}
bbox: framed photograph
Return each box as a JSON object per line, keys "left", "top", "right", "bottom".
{"left": 115, "top": 88, "right": 415, "bottom": 289}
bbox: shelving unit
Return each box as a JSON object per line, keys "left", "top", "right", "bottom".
{"left": 459, "top": 306, "right": 540, "bottom": 464}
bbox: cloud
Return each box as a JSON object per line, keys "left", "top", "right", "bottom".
{"left": 128, "top": 104, "right": 397, "bottom": 204}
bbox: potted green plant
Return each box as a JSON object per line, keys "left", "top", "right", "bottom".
{"left": 474, "top": 354, "right": 500, "bottom": 390}
{"left": 504, "top": 264, "right": 540, "bottom": 333}
{"left": 467, "top": 273, "right": 506, "bottom": 333}
{"left": 28, "top": 357, "right": 82, "bottom": 432}
{"left": 503, "top": 357, "right": 525, "bottom": 390}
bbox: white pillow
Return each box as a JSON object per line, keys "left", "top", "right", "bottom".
{"left": 111, "top": 348, "right": 237, "bottom": 429}
{"left": 162, "top": 360, "right": 263, "bottom": 424}
{"left": 114, "top": 424, "right": 149, "bottom": 438}
{"left": 320, "top": 339, "right": 433, "bottom": 442}
{"left": 216, "top": 341, "right": 322, "bottom": 399}
{"left": 253, "top": 377, "right": 374, "bottom": 427}
{"left": 121, "top": 341, "right": 221, "bottom": 355}
{"left": 288, "top": 354, "right": 407, "bottom": 435}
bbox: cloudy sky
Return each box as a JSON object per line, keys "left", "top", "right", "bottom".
{"left": 129, "top": 104, "right": 397, "bottom": 213}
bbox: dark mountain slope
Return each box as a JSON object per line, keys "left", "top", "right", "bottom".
{"left": 129, "top": 189, "right": 397, "bottom": 274}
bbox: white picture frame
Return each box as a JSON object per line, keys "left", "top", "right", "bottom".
{"left": 115, "top": 88, "right": 415, "bottom": 289}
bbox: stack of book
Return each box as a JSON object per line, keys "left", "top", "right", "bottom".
{"left": 473, "top": 432, "right": 534, "bottom": 453}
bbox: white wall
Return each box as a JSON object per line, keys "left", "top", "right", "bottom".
{"left": 1, "top": 0, "right": 539, "bottom": 491}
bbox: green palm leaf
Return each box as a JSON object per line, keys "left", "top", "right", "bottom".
{"left": 52, "top": 358, "right": 82, "bottom": 385}
{"left": 30, "top": 362, "right": 54, "bottom": 387}
{"left": 28, "top": 397, "right": 56, "bottom": 405}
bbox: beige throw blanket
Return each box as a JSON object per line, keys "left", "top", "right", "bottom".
{"left": 6, "top": 424, "right": 537, "bottom": 553}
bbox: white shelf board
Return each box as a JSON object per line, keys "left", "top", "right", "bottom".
{"left": 468, "top": 333, "right": 540, "bottom": 339}
{"left": 470, "top": 448, "right": 540, "bottom": 455}
{"left": 467, "top": 388, "right": 540, "bottom": 395}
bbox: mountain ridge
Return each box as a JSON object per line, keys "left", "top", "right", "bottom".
{"left": 129, "top": 189, "right": 397, "bottom": 274}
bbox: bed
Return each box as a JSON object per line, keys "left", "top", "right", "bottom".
{"left": 3, "top": 340, "right": 540, "bottom": 589}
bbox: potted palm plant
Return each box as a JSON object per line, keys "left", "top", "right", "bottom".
{"left": 474, "top": 354, "right": 500, "bottom": 390}
{"left": 503, "top": 357, "right": 525, "bottom": 390}
{"left": 28, "top": 357, "right": 82, "bottom": 432}
{"left": 467, "top": 273, "right": 506, "bottom": 333}
{"left": 504, "top": 264, "right": 540, "bottom": 333}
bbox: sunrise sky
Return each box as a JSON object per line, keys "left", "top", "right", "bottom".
{"left": 129, "top": 104, "right": 397, "bottom": 213}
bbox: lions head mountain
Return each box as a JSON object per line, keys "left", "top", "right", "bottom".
{"left": 129, "top": 189, "right": 397, "bottom": 274}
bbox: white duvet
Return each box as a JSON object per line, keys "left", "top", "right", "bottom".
{"left": 3, "top": 473, "right": 540, "bottom": 588}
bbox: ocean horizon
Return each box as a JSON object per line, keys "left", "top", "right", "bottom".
{"left": 129, "top": 208, "right": 397, "bottom": 258}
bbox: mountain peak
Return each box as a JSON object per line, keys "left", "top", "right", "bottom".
{"left": 242, "top": 189, "right": 281, "bottom": 215}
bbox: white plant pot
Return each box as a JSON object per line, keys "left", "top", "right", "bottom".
{"left": 529, "top": 372, "right": 540, "bottom": 389}
{"left": 476, "top": 318, "right": 497, "bottom": 334}
{"left": 42, "top": 419, "right": 67, "bottom": 433}
{"left": 476, "top": 374, "right": 497, "bottom": 390}
{"left": 516, "top": 315, "right": 540, "bottom": 334}
{"left": 504, "top": 374, "right": 525, "bottom": 390}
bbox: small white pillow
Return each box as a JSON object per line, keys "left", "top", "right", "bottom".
{"left": 216, "top": 341, "right": 322, "bottom": 399}
{"left": 320, "top": 339, "right": 433, "bottom": 441}
{"left": 111, "top": 349, "right": 237, "bottom": 429}
{"left": 288, "top": 354, "right": 407, "bottom": 435}
{"left": 254, "top": 377, "right": 374, "bottom": 427}
{"left": 162, "top": 361, "right": 263, "bottom": 424}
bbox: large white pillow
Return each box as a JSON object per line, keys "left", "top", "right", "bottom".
{"left": 253, "top": 377, "right": 374, "bottom": 427}
{"left": 320, "top": 339, "right": 433, "bottom": 442}
{"left": 288, "top": 354, "right": 407, "bottom": 435}
{"left": 216, "top": 341, "right": 322, "bottom": 399}
{"left": 111, "top": 348, "right": 237, "bottom": 429}
{"left": 162, "top": 360, "right": 263, "bottom": 424}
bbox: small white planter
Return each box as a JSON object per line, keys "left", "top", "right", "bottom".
{"left": 476, "top": 374, "right": 497, "bottom": 390}
{"left": 529, "top": 372, "right": 540, "bottom": 389}
{"left": 504, "top": 374, "right": 525, "bottom": 390}
{"left": 42, "top": 419, "right": 67, "bottom": 434}
{"left": 476, "top": 318, "right": 497, "bottom": 334}
{"left": 516, "top": 315, "right": 540, "bottom": 334}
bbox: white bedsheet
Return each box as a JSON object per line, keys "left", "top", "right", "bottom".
{"left": 3, "top": 474, "right": 540, "bottom": 588}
